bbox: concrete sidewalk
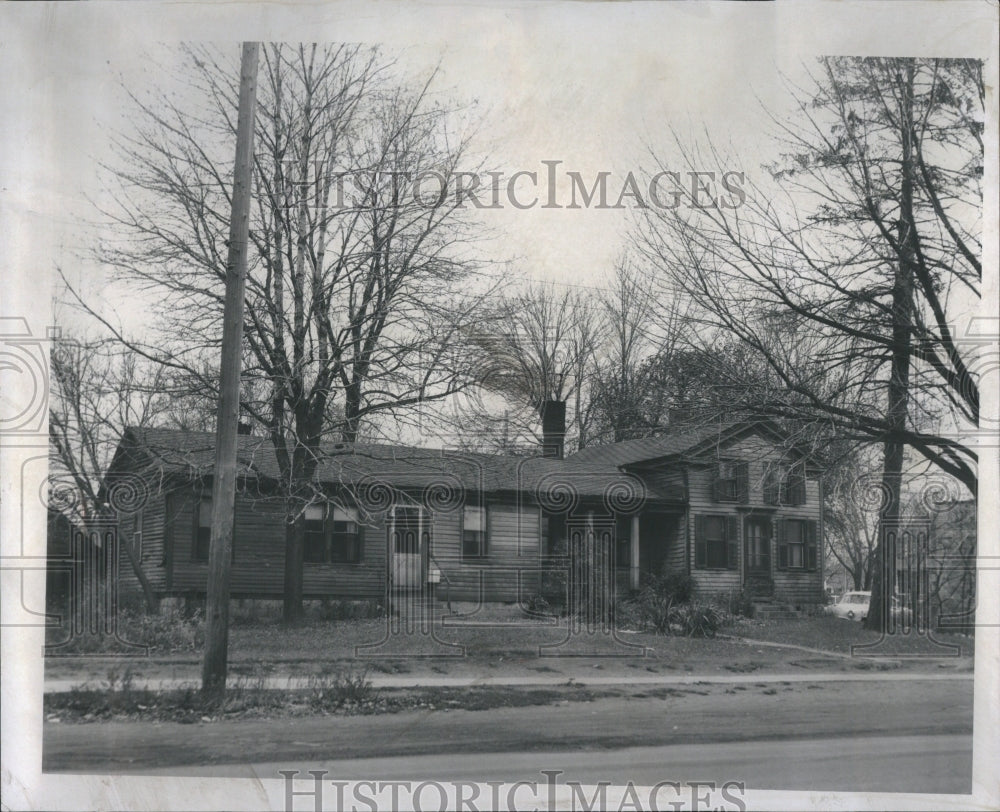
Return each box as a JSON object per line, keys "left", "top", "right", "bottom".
{"left": 44, "top": 670, "right": 972, "bottom": 693}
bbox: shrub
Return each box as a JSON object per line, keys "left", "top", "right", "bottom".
{"left": 46, "top": 602, "right": 205, "bottom": 655}
{"left": 312, "top": 599, "right": 384, "bottom": 621}
{"left": 618, "top": 570, "right": 698, "bottom": 633}
{"left": 719, "top": 586, "right": 755, "bottom": 619}
{"left": 524, "top": 593, "right": 552, "bottom": 616}
{"left": 540, "top": 540, "right": 569, "bottom": 609}
{"left": 668, "top": 603, "right": 722, "bottom": 638}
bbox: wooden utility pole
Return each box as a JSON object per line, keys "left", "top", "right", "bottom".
{"left": 202, "top": 41, "right": 260, "bottom": 701}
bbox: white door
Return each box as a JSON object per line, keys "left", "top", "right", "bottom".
{"left": 391, "top": 506, "right": 424, "bottom": 589}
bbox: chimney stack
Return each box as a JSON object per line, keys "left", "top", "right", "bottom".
{"left": 541, "top": 400, "right": 566, "bottom": 459}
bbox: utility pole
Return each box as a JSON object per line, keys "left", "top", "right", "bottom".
{"left": 202, "top": 41, "right": 259, "bottom": 702}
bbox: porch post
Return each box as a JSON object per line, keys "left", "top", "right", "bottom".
{"left": 630, "top": 515, "right": 640, "bottom": 590}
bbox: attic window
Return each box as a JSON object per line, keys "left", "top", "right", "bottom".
{"left": 764, "top": 463, "right": 807, "bottom": 506}
{"left": 712, "top": 461, "right": 748, "bottom": 503}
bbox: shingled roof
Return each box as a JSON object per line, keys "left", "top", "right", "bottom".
{"left": 566, "top": 419, "right": 758, "bottom": 468}
{"left": 109, "top": 426, "right": 686, "bottom": 506}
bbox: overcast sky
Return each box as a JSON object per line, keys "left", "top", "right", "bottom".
{"left": 4, "top": 0, "right": 995, "bottom": 336}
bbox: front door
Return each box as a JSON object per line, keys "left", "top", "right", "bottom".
{"left": 744, "top": 518, "right": 771, "bottom": 577}
{"left": 391, "top": 505, "right": 425, "bottom": 589}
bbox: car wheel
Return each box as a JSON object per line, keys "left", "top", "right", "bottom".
{"left": 847, "top": 610, "right": 855, "bottom": 620}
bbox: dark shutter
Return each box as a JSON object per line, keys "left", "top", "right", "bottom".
{"left": 711, "top": 469, "right": 723, "bottom": 502}
{"left": 736, "top": 463, "right": 749, "bottom": 504}
{"left": 694, "top": 515, "right": 707, "bottom": 569}
{"left": 788, "top": 465, "right": 806, "bottom": 505}
{"left": 163, "top": 492, "right": 175, "bottom": 575}
{"left": 356, "top": 522, "right": 366, "bottom": 563}
{"left": 726, "top": 515, "right": 739, "bottom": 570}
{"left": 805, "top": 520, "right": 818, "bottom": 570}
{"left": 776, "top": 518, "right": 787, "bottom": 569}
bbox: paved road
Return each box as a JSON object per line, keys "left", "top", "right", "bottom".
{"left": 130, "top": 733, "right": 972, "bottom": 795}
{"left": 45, "top": 676, "right": 973, "bottom": 780}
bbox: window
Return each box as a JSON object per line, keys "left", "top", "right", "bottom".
{"left": 462, "top": 506, "right": 488, "bottom": 559}
{"left": 777, "top": 518, "right": 817, "bottom": 570}
{"left": 712, "top": 461, "right": 748, "bottom": 503}
{"left": 194, "top": 498, "right": 212, "bottom": 561}
{"left": 764, "top": 463, "right": 806, "bottom": 506}
{"left": 695, "top": 514, "right": 738, "bottom": 570}
{"left": 304, "top": 504, "right": 364, "bottom": 564}
{"left": 330, "top": 507, "right": 362, "bottom": 563}
{"left": 194, "top": 498, "right": 238, "bottom": 562}
{"left": 303, "top": 505, "right": 327, "bottom": 563}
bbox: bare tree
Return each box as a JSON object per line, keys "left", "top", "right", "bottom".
{"left": 634, "top": 57, "right": 982, "bottom": 629}
{"left": 63, "top": 43, "right": 494, "bottom": 621}
{"left": 464, "top": 282, "right": 603, "bottom": 453}
{"left": 48, "top": 334, "right": 168, "bottom": 612}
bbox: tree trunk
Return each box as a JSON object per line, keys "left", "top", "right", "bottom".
{"left": 866, "top": 64, "right": 916, "bottom": 633}
{"left": 283, "top": 511, "right": 305, "bottom": 622}
{"left": 117, "top": 526, "right": 159, "bottom": 615}
{"left": 342, "top": 379, "right": 362, "bottom": 443}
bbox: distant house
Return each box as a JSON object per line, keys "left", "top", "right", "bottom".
{"left": 102, "top": 415, "right": 825, "bottom": 609}
{"left": 899, "top": 497, "right": 976, "bottom": 631}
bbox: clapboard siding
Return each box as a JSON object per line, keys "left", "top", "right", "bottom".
{"left": 665, "top": 513, "right": 687, "bottom": 574}
{"left": 653, "top": 432, "right": 824, "bottom": 603}
{"left": 438, "top": 502, "right": 542, "bottom": 602}
{"left": 163, "top": 489, "right": 386, "bottom": 599}
{"left": 116, "top": 487, "right": 169, "bottom": 592}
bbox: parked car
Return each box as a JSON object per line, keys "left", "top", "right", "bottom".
{"left": 825, "top": 591, "right": 913, "bottom": 623}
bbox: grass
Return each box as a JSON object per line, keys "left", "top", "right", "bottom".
{"left": 728, "top": 615, "right": 974, "bottom": 659}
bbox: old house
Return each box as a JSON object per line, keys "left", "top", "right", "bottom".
{"left": 103, "top": 415, "right": 824, "bottom": 611}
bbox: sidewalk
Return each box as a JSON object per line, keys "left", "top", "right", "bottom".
{"left": 44, "top": 669, "right": 972, "bottom": 693}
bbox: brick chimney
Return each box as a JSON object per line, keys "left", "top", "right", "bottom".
{"left": 541, "top": 400, "right": 566, "bottom": 459}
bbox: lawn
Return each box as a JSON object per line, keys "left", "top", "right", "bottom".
{"left": 727, "top": 614, "right": 974, "bottom": 660}
{"left": 44, "top": 603, "right": 973, "bottom": 689}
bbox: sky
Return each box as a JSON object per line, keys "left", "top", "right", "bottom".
{"left": 1, "top": 1, "right": 997, "bottom": 426}
{"left": 7, "top": 0, "right": 992, "bottom": 331}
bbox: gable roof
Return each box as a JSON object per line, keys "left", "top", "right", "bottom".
{"left": 108, "top": 426, "right": 685, "bottom": 506}
{"left": 567, "top": 419, "right": 781, "bottom": 468}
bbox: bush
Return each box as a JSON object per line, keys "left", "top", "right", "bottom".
{"left": 668, "top": 603, "right": 722, "bottom": 638}
{"left": 311, "top": 599, "right": 384, "bottom": 621}
{"left": 122, "top": 606, "right": 205, "bottom": 652}
{"left": 524, "top": 593, "right": 552, "bottom": 616}
{"left": 540, "top": 540, "right": 569, "bottom": 609}
{"left": 617, "top": 571, "right": 698, "bottom": 633}
{"left": 719, "top": 586, "right": 755, "bottom": 619}
{"left": 46, "top": 601, "right": 205, "bottom": 655}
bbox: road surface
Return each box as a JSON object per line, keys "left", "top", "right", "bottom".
{"left": 122, "top": 734, "right": 972, "bottom": 794}
{"left": 44, "top": 674, "right": 973, "bottom": 796}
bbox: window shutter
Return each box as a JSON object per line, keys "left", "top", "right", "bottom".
{"left": 726, "top": 515, "right": 739, "bottom": 570}
{"left": 711, "top": 468, "right": 723, "bottom": 502}
{"left": 356, "top": 522, "right": 366, "bottom": 563}
{"left": 776, "top": 518, "right": 787, "bottom": 569}
{"left": 789, "top": 466, "right": 806, "bottom": 505}
{"left": 694, "top": 515, "right": 707, "bottom": 569}
{"left": 806, "top": 520, "right": 818, "bottom": 570}
{"left": 736, "top": 463, "right": 749, "bottom": 504}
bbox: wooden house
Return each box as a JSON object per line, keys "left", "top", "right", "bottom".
{"left": 104, "top": 418, "right": 824, "bottom": 610}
